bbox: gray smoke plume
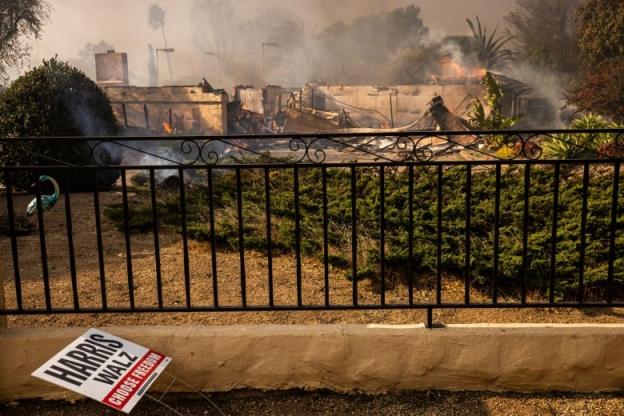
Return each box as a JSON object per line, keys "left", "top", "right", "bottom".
{"left": 30, "top": 0, "right": 517, "bottom": 88}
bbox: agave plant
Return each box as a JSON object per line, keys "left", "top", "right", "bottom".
{"left": 542, "top": 114, "right": 619, "bottom": 159}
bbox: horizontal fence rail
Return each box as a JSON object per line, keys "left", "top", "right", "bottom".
{"left": 1, "top": 130, "right": 624, "bottom": 327}
{"left": 0, "top": 128, "right": 622, "bottom": 166}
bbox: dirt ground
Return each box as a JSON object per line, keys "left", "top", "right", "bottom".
{"left": 1, "top": 191, "right": 624, "bottom": 328}
{"left": 1, "top": 193, "right": 624, "bottom": 415}
{"left": 2, "top": 391, "right": 624, "bottom": 416}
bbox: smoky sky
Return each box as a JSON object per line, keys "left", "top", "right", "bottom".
{"left": 30, "top": 0, "right": 517, "bottom": 87}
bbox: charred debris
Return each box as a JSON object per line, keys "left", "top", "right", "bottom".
{"left": 95, "top": 50, "right": 556, "bottom": 149}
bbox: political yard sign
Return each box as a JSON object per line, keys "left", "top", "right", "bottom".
{"left": 32, "top": 329, "right": 172, "bottom": 414}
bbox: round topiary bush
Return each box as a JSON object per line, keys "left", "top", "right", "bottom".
{"left": 0, "top": 58, "right": 121, "bottom": 191}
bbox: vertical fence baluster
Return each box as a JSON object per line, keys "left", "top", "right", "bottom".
{"left": 548, "top": 162, "right": 561, "bottom": 305}
{"left": 294, "top": 167, "right": 302, "bottom": 306}
{"left": 493, "top": 164, "right": 501, "bottom": 304}
{"left": 64, "top": 175, "right": 79, "bottom": 310}
{"left": 521, "top": 164, "right": 531, "bottom": 305}
{"left": 207, "top": 168, "right": 219, "bottom": 307}
{"left": 436, "top": 165, "right": 443, "bottom": 305}
{"left": 7, "top": 135, "right": 624, "bottom": 318}
{"left": 93, "top": 170, "right": 107, "bottom": 309}
{"left": 322, "top": 167, "right": 330, "bottom": 307}
{"left": 178, "top": 169, "right": 191, "bottom": 308}
{"left": 407, "top": 165, "right": 414, "bottom": 305}
{"left": 236, "top": 168, "right": 247, "bottom": 307}
{"left": 35, "top": 174, "right": 51, "bottom": 311}
{"left": 549, "top": 163, "right": 560, "bottom": 304}
{"left": 379, "top": 166, "right": 386, "bottom": 306}
{"left": 465, "top": 165, "right": 472, "bottom": 304}
{"left": 426, "top": 307, "right": 433, "bottom": 329}
{"left": 144, "top": 104, "right": 149, "bottom": 129}
{"left": 5, "top": 172, "right": 23, "bottom": 311}
{"left": 579, "top": 162, "right": 590, "bottom": 304}
{"left": 149, "top": 169, "right": 163, "bottom": 309}
{"left": 264, "top": 168, "right": 274, "bottom": 307}
{"left": 607, "top": 162, "right": 620, "bottom": 304}
{"left": 121, "top": 170, "right": 135, "bottom": 309}
{"left": 351, "top": 166, "right": 358, "bottom": 306}
{"left": 122, "top": 103, "right": 128, "bottom": 128}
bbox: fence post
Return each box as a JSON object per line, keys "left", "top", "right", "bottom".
{"left": 0, "top": 261, "right": 6, "bottom": 328}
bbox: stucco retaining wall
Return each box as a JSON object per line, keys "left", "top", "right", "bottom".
{"left": 1, "top": 324, "right": 623, "bottom": 402}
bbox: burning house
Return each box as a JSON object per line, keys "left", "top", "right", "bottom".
{"left": 229, "top": 74, "right": 543, "bottom": 135}
{"left": 301, "top": 83, "right": 486, "bottom": 128}
{"left": 229, "top": 85, "right": 299, "bottom": 133}
{"left": 103, "top": 84, "right": 229, "bottom": 135}
{"left": 225, "top": 46, "right": 556, "bottom": 133}
{"left": 301, "top": 75, "right": 546, "bottom": 130}
{"left": 91, "top": 49, "right": 554, "bottom": 137}
{"left": 234, "top": 85, "right": 265, "bottom": 115}
{"left": 226, "top": 52, "right": 556, "bottom": 134}
{"left": 96, "top": 52, "right": 229, "bottom": 135}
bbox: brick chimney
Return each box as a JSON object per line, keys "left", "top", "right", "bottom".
{"left": 95, "top": 51, "right": 129, "bottom": 86}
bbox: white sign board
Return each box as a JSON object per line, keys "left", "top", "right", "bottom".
{"left": 32, "top": 328, "right": 171, "bottom": 414}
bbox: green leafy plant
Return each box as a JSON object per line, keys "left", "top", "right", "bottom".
{"left": 105, "top": 163, "right": 624, "bottom": 301}
{"left": 468, "top": 72, "right": 520, "bottom": 148}
{"left": 466, "top": 17, "right": 514, "bottom": 70}
{"left": 570, "top": 0, "right": 624, "bottom": 122}
{"left": 0, "top": 58, "right": 120, "bottom": 191}
{"left": 542, "top": 114, "right": 619, "bottom": 159}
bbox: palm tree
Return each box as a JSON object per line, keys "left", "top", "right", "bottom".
{"left": 466, "top": 17, "right": 514, "bottom": 70}
{"left": 148, "top": 4, "right": 173, "bottom": 82}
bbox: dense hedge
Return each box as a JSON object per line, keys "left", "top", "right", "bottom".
{"left": 0, "top": 58, "right": 120, "bottom": 190}
{"left": 105, "top": 164, "right": 624, "bottom": 300}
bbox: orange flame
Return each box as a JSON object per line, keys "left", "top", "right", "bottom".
{"left": 434, "top": 55, "right": 486, "bottom": 83}
{"left": 474, "top": 67, "right": 487, "bottom": 77}
{"left": 162, "top": 122, "right": 174, "bottom": 135}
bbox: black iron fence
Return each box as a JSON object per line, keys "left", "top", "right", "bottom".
{"left": 1, "top": 130, "right": 623, "bottom": 327}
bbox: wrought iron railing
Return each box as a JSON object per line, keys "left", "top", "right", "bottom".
{"left": 0, "top": 130, "right": 623, "bottom": 327}
{"left": 0, "top": 129, "right": 620, "bottom": 166}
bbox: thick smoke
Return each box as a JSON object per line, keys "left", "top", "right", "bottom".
{"left": 69, "top": 41, "right": 115, "bottom": 79}
{"left": 188, "top": 2, "right": 435, "bottom": 87}
{"left": 30, "top": 0, "right": 516, "bottom": 88}
{"left": 506, "top": 63, "right": 574, "bottom": 127}
{"left": 34, "top": 0, "right": 577, "bottom": 128}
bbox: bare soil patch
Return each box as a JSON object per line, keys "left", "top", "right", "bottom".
{"left": 2, "top": 391, "right": 624, "bottom": 416}
{"left": 1, "top": 192, "right": 623, "bottom": 328}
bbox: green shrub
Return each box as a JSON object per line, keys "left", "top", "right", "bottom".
{"left": 105, "top": 165, "right": 624, "bottom": 300}
{"left": 0, "top": 58, "right": 120, "bottom": 191}
{"left": 542, "top": 114, "right": 620, "bottom": 159}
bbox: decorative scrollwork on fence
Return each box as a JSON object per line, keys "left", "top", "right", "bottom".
{"left": 198, "top": 140, "right": 221, "bottom": 165}
{"left": 179, "top": 139, "right": 202, "bottom": 165}
{"left": 289, "top": 137, "right": 328, "bottom": 164}
{"left": 394, "top": 135, "right": 416, "bottom": 161}
{"left": 1, "top": 129, "right": 623, "bottom": 168}
{"left": 521, "top": 134, "right": 543, "bottom": 160}
{"left": 406, "top": 135, "right": 436, "bottom": 162}
{"left": 89, "top": 141, "right": 114, "bottom": 166}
